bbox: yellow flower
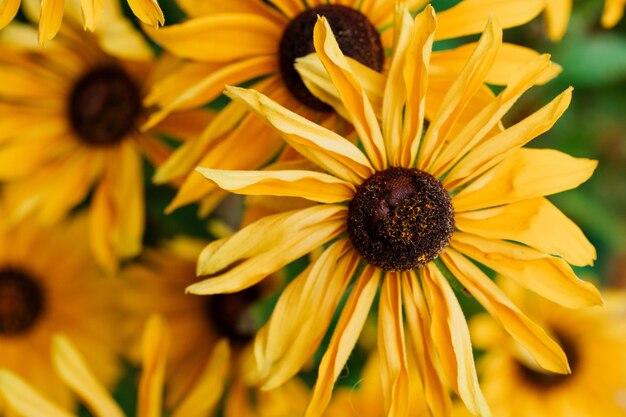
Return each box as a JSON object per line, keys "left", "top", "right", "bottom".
{"left": 0, "top": 0, "right": 163, "bottom": 44}
{"left": 144, "top": 0, "right": 551, "bottom": 215}
{"left": 544, "top": 0, "right": 625, "bottom": 40}
{"left": 464, "top": 281, "right": 626, "bottom": 417}
{"left": 0, "top": 213, "right": 120, "bottom": 410}
{"left": 0, "top": 19, "right": 210, "bottom": 273}
{"left": 190, "top": 6, "right": 601, "bottom": 417}
{"left": 119, "top": 238, "right": 305, "bottom": 417}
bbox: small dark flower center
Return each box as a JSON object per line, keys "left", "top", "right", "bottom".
{"left": 518, "top": 332, "right": 578, "bottom": 389}
{"left": 68, "top": 65, "right": 142, "bottom": 146}
{"left": 278, "top": 5, "right": 384, "bottom": 112}
{"left": 0, "top": 268, "right": 45, "bottom": 335}
{"left": 205, "top": 286, "right": 261, "bottom": 346}
{"left": 347, "top": 167, "right": 455, "bottom": 272}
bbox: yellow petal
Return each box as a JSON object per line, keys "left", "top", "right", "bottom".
{"left": 441, "top": 249, "right": 570, "bottom": 374}
{"left": 305, "top": 265, "right": 381, "bottom": 417}
{"left": 137, "top": 315, "right": 167, "bottom": 417}
{"left": 431, "top": 42, "right": 561, "bottom": 86}
{"left": 401, "top": 273, "right": 451, "bottom": 417}
{"left": 430, "top": 54, "right": 555, "bottom": 177}
{"left": 255, "top": 240, "right": 358, "bottom": 389}
{"left": 39, "top": 0, "right": 64, "bottom": 44}
{"left": 312, "top": 17, "right": 387, "bottom": 170}
{"left": 127, "top": 0, "right": 163, "bottom": 27}
{"left": 0, "top": 370, "right": 75, "bottom": 417}
{"left": 190, "top": 205, "right": 347, "bottom": 294}
{"left": 418, "top": 17, "right": 502, "bottom": 171}
{"left": 144, "top": 14, "right": 282, "bottom": 62}
{"left": 175, "top": 0, "right": 284, "bottom": 22}
{"left": 0, "top": 0, "right": 20, "bottom": 28}
{"left": 172, "top": 341, "right": 230, "bottom": 417}
{"left": 451, "top": 233, "right": 603, "bottom": 308}
{"left": 544, "top": 0, "right": 571, "bottom": 40}
{"left": 52, "top": 335, "right": 125, "bottom": 417}
{"left": 226, "top": 86, "right": 374, "bottom": 184}
{"left": 80, "top": 0, "right": 104, "bottom": 31}
{"left": 270, "top": 0, "right": 303, "bottom": 17}
{"left": 378, "top": 273, "right": 410, "bottom": 417}
{"left": 602, "top": 0, "right": 626, "bottom": 28}
{"left": 445, "top": 88, "right": 573, "bottom": 190}
{"left": 455, "top": 197, "right": 596, "bottom": 266}
{"left": 453, "top": 148, "right": 597, "bottom": 212}
{"left": 435, "top": 0, "right": 543, "bottom": 40}
{"left": 421, "top": 264, "right": 490, "bottom": 417}
{"left": 196, "top": 168, "right": 355, "bottom": 203}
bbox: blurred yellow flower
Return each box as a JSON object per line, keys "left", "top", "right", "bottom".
{"left": 0, "top": 18, "right": 210, "bottom": 273}
{"left": 465, "top": 281, "right": 626, "bottom": 417}
{"left": 143, "top": 0, "right": 550, "bottom": 215}
{"left": 0, "top": 213, "right": 120, "bottom": 410}
{"left": 190, "top": 6, "right": 600, "bottom": 417}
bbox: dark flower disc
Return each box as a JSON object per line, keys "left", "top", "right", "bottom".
{"left": 348, "top": 167, "right": 455, "bottom": 271}
{"left": 278, "top": 5, "right": 384, "bottom": 111}
{"left": 0, "top": 268, "right": 45, "bottom": 335}
{"left": 205, "top": 285, "right": 261, "bottom": 346}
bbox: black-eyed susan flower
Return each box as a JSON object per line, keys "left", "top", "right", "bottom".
{"left": 0, "top": 212, "right": 120, "bottom": 410}
{"left": 462, "top": 280, "right": 626, "bottom": 417}
{"left": 0, "top": 18, "right": 210, "bottom": 273}
{"left": 144, "top": 0, "right": 553, "bottom": 215}
{"left": 544, "top": 0, "right": 625, "bottom": 40}
{"left": 189, "top": 6, "right": 602, "bottom": 417}
{"left": 0, "top": 0, "right": 163, "bottom": 44}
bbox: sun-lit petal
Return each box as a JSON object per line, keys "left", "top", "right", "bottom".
{"left": 126, "top": 0, "right": 164, "bottom": 27}
{"left": 39, "top": 0, "right": 64, "bottom": 44}
{"left": 0, "top": 371, "right": 76, "bottom": 417}
{"left": 137, "top": 315, "right": 168, "bottom": 417}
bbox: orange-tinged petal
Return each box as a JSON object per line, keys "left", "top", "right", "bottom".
{"left": 39, "top": 0, "right": 64, "bottom": 44}
{"left": 127, "top": 0, "right": 164, "bottom": 27}
{"left": 451, "top": 233, "right": 603, "bottom": 308}
{"left": 418, "top": 17, "right": 502, "bottom": 170}
{"left": 305, "top": 264, "right": 381, "bottom": 417}
{"left": 544, "top": 0, "right": 571, "bottom": 40}
{"left": 0, "top": 370, "right": 75, "bottom": 417}
{"left": 313, "top": 16, "right": 387, "bottom": 170}
{"left": 145, "top": 14, "right": 282, "bottom": 62}
{"left": 137, "top": 315, "right": 167, "bottom": 417}
{"left": 53, "top": 335, "right": 125, "bottom": 417}
{"left": 435, "top": 0, "right": 543, "bottom": 40}
{"left": 196, "top": 168, "right": 356, "bottom": 203}
{"left": 445, "top": 88, "right": 572, "bottom": 190}
{"left": 378, "top": 273, "right": 410, "bottom": 417}
{"left": 421, "top": 264, "right": 490, "bottom": 417}
{"left": 176, "top": 0, "right": 285, "bottom": 22}
{"left": 441, "top": 249, "right": 570, "bottom": 374}
{"left": 452, "top": 148, "right": 597, "bottom": 212}
{"left": 226, "top": 86, "right": 374, "bottom": 184}
{"left": 455, "top": 197, "right": 596, "bottom": 266}
{"left": 271, "top": 0, "right": 304, "bottom": 18}
{"left": 190, "top": 205, "right": 347, "bottom": 294}
{"left": 0, "top": 0, "right": 20, "bottom": 28}
{"left": 255, "top": 240, "right": 358, "bottom": 389}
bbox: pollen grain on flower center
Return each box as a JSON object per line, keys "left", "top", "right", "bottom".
{"left": 0, "top": 268, "right": 45, "bottom": 335}
{"left": 278, "top": 5, "right": 384, "bottom": 112}
{"left": 68, "top": 65, "right": 142, "bottom": 147}
{"left": 347, "top": 167, "right": 455, "bottom": 272}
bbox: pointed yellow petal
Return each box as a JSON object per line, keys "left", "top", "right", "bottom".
{"left": 0, "top": 0, "right": 20, "bottom": 28}
{"left": 255, "top": 240, "right": 358, "bottom": 389}
{"left": 80, "top": 0, "right": 104, "bottom": 31}
{"left": 145, "top": 14, "right": 281, "bottom": 62}
{"left": 312, "top": 17, "right": 387, "bottom": 170}
{"left": 0, "top": 370, "right": 75, "bottom": 417}
{"left": 435, "top": 0, "right": 543, "bottom": 40}
{"left": 378, "top": 273, "right": 410, "bottom": 417}
{"left": 53, "top": 335, "right": 125, "bottom": 417}
{"left": 453, "top": 148, "right": 597, "bottom": 212}
{"left": 442, "top": 249, "right": 571, "bottom": 374}
{"left": 127, "top": 0, "right": 163, "bottom": 27}
{"left": 39, "top": 0, "right": 64, "bottom": 44}
{"left": 445, "top": 88, "right": 573, "bottom": 189}
{"left": 190, "top": 205, "right": 347, "bottom": 294}
{"left": 544, "top": 0, "right": 571, "bottom": 40}
{"left": 226, "top": 86, "right": 374, "bottom": 184}
{"left": 420, "top": 265, "right": 490, "bottom": 417}
{"left": 418, "top": 17, "right": 502, "bottom": 170}
{"left": 455, "top": 197, "right": 596, "bottom": 266}
{"left": 451, "top": 233, "right": 603, "bottom": 308}
{"left": 305, "top": 265, "right": 381, "bottom": 417}
{"left": 196, "top": 168, "right": 355, "bottom": 203}
{"left": 137, "top": 315, "right": 167, "bottom": 417}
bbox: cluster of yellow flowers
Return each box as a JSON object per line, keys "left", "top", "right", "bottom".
{"left": 0, "top": 1, "right": 624, "bottom": 417}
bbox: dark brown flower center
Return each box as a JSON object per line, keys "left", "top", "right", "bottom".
{"left": 278, "top": 5, "right": 384, "bottom": 112}
{"left": 205, "top": 286, "right": 261, "bottom": 346}
{"left": 0, "top": 268, "right": 45, "bottom": 335}
{"left": 518, "top": 333, "right": 578, "bottom": 389}
{"left": 68, "top": 65, "right": 142, "bottom": 146}
{"left": 347, "top": 167, "right": 455, "bottom": 271}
